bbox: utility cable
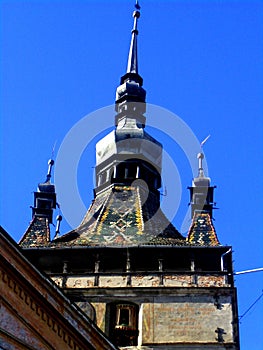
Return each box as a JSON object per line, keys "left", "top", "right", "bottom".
{"left": 239, "top": 290, "right": 263, "bottom": 322}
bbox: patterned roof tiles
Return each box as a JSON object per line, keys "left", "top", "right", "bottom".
{"left": 187, "top": 212, "right": 220, "bottom": 246}
{"left": 19, "top": 216, "right": 50, "bottom": 247}
{"left": 20, "top": 188, "right": 221, "bottom": 248}
{"left": 52, "top": 185, "right": 185, "bottom": 247}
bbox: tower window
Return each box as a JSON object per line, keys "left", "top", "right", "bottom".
{"left": 118, "top": 308, "right": 130, "bottom": 326}
{"left": 36, "top": 198, "right": 52, "bottom": 209}
{"left": 125, "top": 164, "right": 136, "bottom": 179}
{"left": 107, "top": 302, "right": 139, "bottom": 347}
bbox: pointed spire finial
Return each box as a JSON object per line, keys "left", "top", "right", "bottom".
{"left": 135, "top": 0, "right": 141, "bottom": 10}
{"left": 54, "top": 214, "right": 62, "bottom": 239}
{"left": 126, "top": 3, "right": 141, "bottom": 74}
{"left": 115, "top": 1, "right": 146, "bottom": 124}
{"left": 46, "top": 159, "right": 54, "bottom": 182}
{"left": 197, "top": 135, "right": 210, "bottom": 177}
{"left": 197, "top": 152, "right": 204, "bottom": 177}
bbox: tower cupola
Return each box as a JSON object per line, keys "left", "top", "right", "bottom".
{"left": 94, "top": 3, "right": 162, "bottom": 196}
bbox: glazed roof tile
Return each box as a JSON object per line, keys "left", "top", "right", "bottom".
{"left": 52, "top": 185, "right": 185, "bottom": 247}
{"left": 19, "top": 216, "right": 50, "bottom": 247}
{"left": 187, "top": 212, "right": 220, "bottom": 246}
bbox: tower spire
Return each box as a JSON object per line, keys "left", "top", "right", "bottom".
{"left": 126, "top": 6, "right": 140, "bottom": 74}
{"left": 115, "top": 2, "right": 146, "bottom": 126}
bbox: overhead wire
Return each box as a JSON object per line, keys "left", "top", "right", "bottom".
{"left": 239, "top": 289, "right": 263, "bottom": 322}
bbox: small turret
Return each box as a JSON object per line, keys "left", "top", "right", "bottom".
{"left": 19, "top": 158, "right": 58, "bottom": 247}
{"left": 189, "top": 152, "right": 215, "bottom": 218}
{"left": 187, "top": 147, "right": 220, "bottom": 246}
{"left": 32, "top": 159, "right": 57, "bottom": 224}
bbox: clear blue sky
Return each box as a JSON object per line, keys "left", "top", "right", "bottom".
{"left": 1, "top": 1, "right": 262, "bottom": 349}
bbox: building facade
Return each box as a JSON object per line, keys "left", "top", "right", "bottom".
{"left": 0, "top": 227, "right": 117, "bottom": 350}
{"left": 16, "top": 4, "right": 239, "bottom": 350}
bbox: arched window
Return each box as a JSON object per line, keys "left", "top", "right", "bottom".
{"left": 107, "top": 301, "right": 139, "bottom": 347}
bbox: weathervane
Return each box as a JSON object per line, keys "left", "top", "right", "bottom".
{"left": 200, "top": 134, "right": 210, "bottom": 148}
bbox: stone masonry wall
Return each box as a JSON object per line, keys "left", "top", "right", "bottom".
{"left": 141, "top": 295, "right": 233, "bottom": 344}
{"left": 50, "top": 274, "right": 235, "bottom": 347}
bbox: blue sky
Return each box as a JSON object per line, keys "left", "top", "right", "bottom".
{"left": 1, "top": 1, "right": 262, "bottom": 348}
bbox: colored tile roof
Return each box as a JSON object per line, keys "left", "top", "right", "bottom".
{"left": 187, "top": 212, "right": 220, "bottom": 246}
{"left": 19, "top": 216, "right": 50, "bottom": 247}
{"left": 20, "top": 188, "right": 221, "bottom": 248}
{"left": 52, "top": 185, "right": 185, "bottom": 247}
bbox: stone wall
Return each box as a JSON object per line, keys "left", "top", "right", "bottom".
{"left": 72, "top": 292, "right": 235, "bottom": 348}
{"left": 141, "top": 295, "right": 233, "bottom": 344}
{"left": 50, "top": 272, "right": 236, "bottom": 349}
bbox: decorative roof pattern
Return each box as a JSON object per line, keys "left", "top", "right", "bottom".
{"left": 53, "top": 185, "right": 184, "bottom": 247}
{"left": 19, "top": 4, "right": 222, "bottom": 250}
{"left": 187, "top": 212, "right": 220, "bottom": 246}
{"left": 19, "top": 216, "right": 50, "bottom": 247}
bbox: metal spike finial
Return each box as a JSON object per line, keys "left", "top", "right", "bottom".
{"left": 135, "top": 0, "right": 141, "bottom": 10}
{"left": 46, "top": 158, "right": 54, "bottom": 182}
{"left": 54, "top": 214, "right": 62, "bottom": 238}
{"left": 198, "top": 135, "right": 210, "bottom": 177}
{"left": 197, "top": 152, "right": 204, "bottom": 176}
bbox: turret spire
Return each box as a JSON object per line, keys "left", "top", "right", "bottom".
{"left": 197, "top": 152, "right": 205, "bottom": 178}
{"left": 198, "top": 135, "right": 210, "bottom": 177}
{"left": 33, "top": 158, "right": 57, "bottom": 224}
{"left": 46, "top": 158, "right": 54, "bottom": 182}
